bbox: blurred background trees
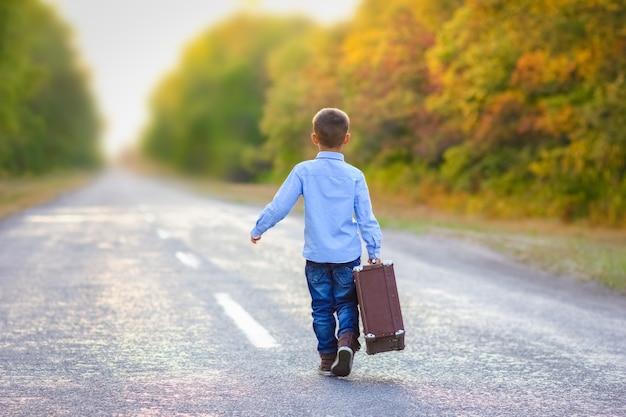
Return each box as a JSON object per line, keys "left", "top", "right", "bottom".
{"left": 2, "top": 0, "right": 623, "bottom": 226}
{"left": 0, "top": 0, "right": 101, "bottom": 176}
{"left": 428, "top": 0, "right": 626, "bottom": 222}
{"left": 142, "top": 14, "right": 313, "bottom": 181}
{"left": 2, "top": 0, "right": 622, "bottom": 222}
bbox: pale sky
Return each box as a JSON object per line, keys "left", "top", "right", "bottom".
{"left": 43, "top": 0, "right": 360, "bottom": 158}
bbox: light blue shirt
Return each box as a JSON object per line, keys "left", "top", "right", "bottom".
{"left": 251, "top": 151, "right": 381, "bottom": 263}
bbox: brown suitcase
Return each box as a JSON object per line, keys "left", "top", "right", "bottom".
{"left": 353, "top": 261, "right": 405, "bottom": 355}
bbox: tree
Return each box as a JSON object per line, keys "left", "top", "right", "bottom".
{"left": 142, "top": 14, "right": 313, "bottom": 181}
{"left": 340, "top": 0, "right": 439, "bottom": 166}
{"left": 259, "top": 0, "right": 455, "bottom": 183}
{"left": 260, "top": 25, "right": 348, "bottom": 180}
{"left": 0, "top": 0, "right": 101, "bottom": 176}
{"left": 427, "top": 0, "right": 626, "bottom": 223}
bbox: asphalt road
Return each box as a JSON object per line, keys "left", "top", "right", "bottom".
{"left": 0, "top": 170, "right": 624, "bottom": 417}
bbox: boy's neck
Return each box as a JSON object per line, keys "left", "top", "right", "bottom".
{"left": 318, "top": 146, "right": 343, "bottom": 153}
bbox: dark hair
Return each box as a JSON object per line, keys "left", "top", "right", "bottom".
{"left": 312, "top": 108, "right": 350, "bottom": 148}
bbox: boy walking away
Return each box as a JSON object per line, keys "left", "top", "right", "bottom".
{"left": 250, "top": 108, "right": 382, "bottom": 377}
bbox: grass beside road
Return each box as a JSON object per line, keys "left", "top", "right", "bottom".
{"left": 181, "top": 177, "right": 626, "bottom": 295}
{"left": 376, "top": 209, "right": 626, "bottom": 295}
{"left": 0, "top": 171, "right": 94, "bottom": 220}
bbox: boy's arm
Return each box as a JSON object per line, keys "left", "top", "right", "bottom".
{"left": 250, "top": 168, "right": 302, "bottom": 243}
{"left": 354, "top": 174, "right": 382, "bottom": 260}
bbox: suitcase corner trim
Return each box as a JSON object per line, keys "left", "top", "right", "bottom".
{"left": 363, "top": 330, "right": 406, "bottom": 355}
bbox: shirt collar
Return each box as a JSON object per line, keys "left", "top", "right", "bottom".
{"left": 316, "top": 151, "right": 345, "bottom": 161}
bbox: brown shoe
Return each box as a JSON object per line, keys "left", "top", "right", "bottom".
{"left": 337, "top": 332, "right": 361, "bottom": 352}
{"left": 331, "top": 332, "right": 359, "bottom": 377}
{"left": 331, "top": 347, "right": 353, "bottom": 377}
{"left": 318, "top": 352, "right": 337, "bottom": 376}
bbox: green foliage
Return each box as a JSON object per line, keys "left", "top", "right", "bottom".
{"left": 142, "top": 0, "right": 626, "bottom": 226}
{"left": 141, "top": 14, "right": 313, "bottom": 181}
{"left": 0, "top": 0, "right": 101, "bottom": 176}
{"left": 260, "top": 25, "right": 348, "bottom": 180}
{"left": 426, "top": 0, "right": 626, "bottom": 225}
{"left": 339, "top": 0, "right": 440, "bottom": 167}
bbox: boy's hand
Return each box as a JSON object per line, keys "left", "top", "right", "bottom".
{"left": 250, "top": 236, "right": 262, "bottom": 244}
{"left": 368, "top": 258, "right": 382, "bottom": 265}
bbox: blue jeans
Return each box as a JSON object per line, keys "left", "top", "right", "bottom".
{"left": 305, "top": 257, "right": 361, "bottom": 354}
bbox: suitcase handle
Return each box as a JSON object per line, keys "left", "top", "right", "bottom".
{"left": 353, "top": 260, "right": 393, "bottom": 272}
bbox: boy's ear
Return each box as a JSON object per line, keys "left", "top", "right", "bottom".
{"left": 311, "top": 132, "right": 319, "bottom": 145}
{"left": 343, "top": 133, "right": 351, "bottom": 144}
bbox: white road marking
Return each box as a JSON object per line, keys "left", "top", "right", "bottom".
{"left": 24, "top": 214, "right": 138, "bottom": 223}
{"left": 24, "top": 214, "right": 87, "bottom": 223}
{"left": 175, "top": 251, "right": 201, "bottom": 269}
{"left": 214, "top": 292, "right": 279, "bottom": 349}
{"left": 157, "top": 228, "right": 170, "bottom": 239}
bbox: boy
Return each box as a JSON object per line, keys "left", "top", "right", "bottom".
{"left": 250, "top": 108, "right": 382, "bottom": 377}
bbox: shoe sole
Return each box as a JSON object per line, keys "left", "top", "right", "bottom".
{"left": 331, "top": 347, "right": 353, "bottom": 377}
{"left": 318, "top": 369, "right": 335, "bottom": 377}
